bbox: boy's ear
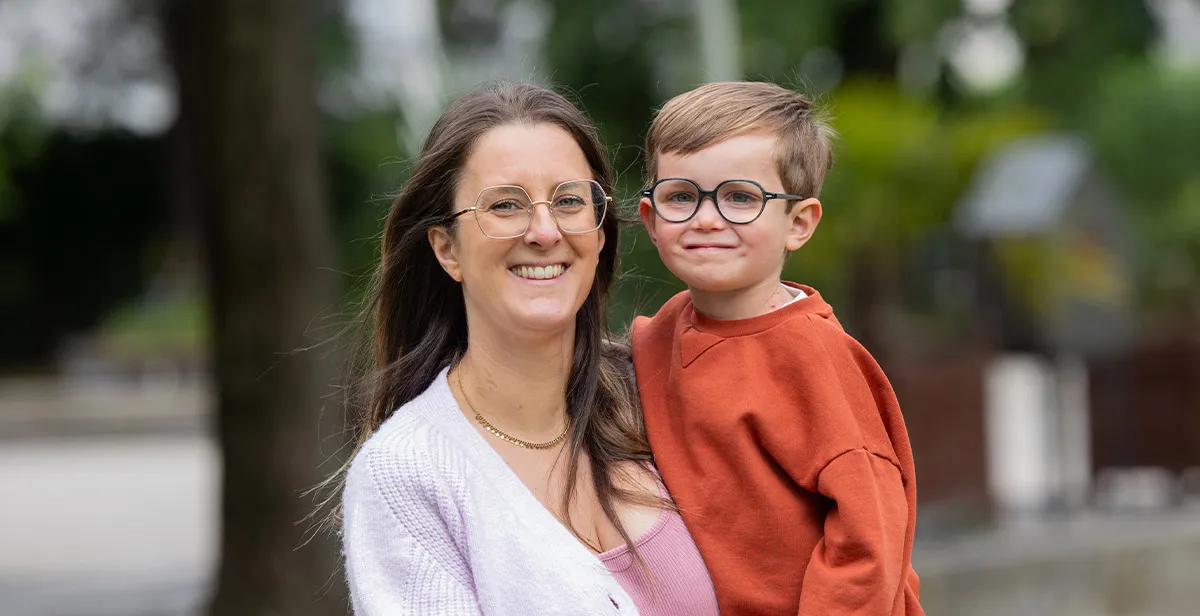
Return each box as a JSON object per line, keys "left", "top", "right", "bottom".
{"left": 639, "top": 197, "right": 658, "bottom": 245}
{"left": 785, "top": 198, "right": 822, "bottom": 252}
{"left": 427, "top": 225, "right": 463, "bottom": 282}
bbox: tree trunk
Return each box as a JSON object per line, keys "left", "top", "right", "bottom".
{"left": 164, "top": 1, "right": 348, "bottom": 614}
{"left": 831, "top": 0, "right": 897, "bottom": 77}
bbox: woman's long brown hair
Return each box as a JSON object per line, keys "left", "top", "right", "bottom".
{"left": 330, "top": 82, "right": 663, "bottom": 558}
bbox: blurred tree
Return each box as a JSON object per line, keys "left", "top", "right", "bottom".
{"left": 790, "top": 80, "right": 1045, "bottom": 349}
{"left": 527, "top": 0, "right": 1023, "bottom": 337}
{"left": 425, "top": 0, "right": 1169, "bottom": 349}
{"left": 539, "top": 0, "right": 687, "bottom": 184}
{"left": 738, "top": 0, "right": 960, "bottom": 86}
{"left": 0, "top": 128, "right": 167, "bottom": 367}
{"left": 1085, "top": 62, "right": 1200, "bottom": 322}
{"left": 1010, "top": 0, "right": 1154, "bottom": 115}
{"left": 0, "top": 66, "right": 173, "bottom": 370}
{"left": 164, "top": 1, "right": 348, "bottom": 615}
{"left": 326, "top": 110, "right": 409, "bottom": 287}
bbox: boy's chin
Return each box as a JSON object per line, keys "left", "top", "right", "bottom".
{"left": 675, "top": 266, "right": 781, "bottom": 295}
{"left": 678, "top": 274, "right": 757, "bottom": 295}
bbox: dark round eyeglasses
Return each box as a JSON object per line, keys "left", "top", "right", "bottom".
{"left": 642, "top": 178, "right": 805, "bottom": 224}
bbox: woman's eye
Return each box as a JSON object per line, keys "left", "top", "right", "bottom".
{"left": 488, "top": 200, "right": 523, "bottom": 212}
{"left": 555, "top": 195, "right": 585, "bottom": 208}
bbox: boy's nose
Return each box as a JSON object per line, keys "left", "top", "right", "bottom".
{"left": 524, "top": 203, "right": 562, "bottom": 246}
{"left": 691, "top": 195, "right": 727, "bottom": 230}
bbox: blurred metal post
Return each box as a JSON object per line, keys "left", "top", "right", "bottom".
{"left": 695, "top": 0, "right": 742, "bottom": 81}
{"left": 1057, "top": 353, "right": 1092, "bottom": 509}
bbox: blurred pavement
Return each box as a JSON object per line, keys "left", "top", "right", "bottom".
{"left": 0, "top": 377, "right": 213, "bottom": 616}
{"left": 0, "top": 434, "right": 215, "bottom": 616}
{"left": 4, "top": 377, "right": 1200, "bottom": 615}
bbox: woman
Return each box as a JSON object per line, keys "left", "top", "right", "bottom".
{"left": 340, "top": 82, "right": 719, "bottom": 615}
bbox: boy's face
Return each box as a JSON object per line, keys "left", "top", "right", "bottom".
{"left": 640, "top": 132, "right": 821, "bottom": 295}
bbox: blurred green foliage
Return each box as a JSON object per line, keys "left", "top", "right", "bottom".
{"left": 533, "top": 0, "right": 1062, "bottom": 331}
{"left": 788, "top": 80, "right": 1047, "bottom": 311}
{"left": 0, "top": 120, "right": 166, "bottom": 368}
{"left": 1083, "top": 62, "right": 1200, "bottom": 319}
{"left": 4, "top": 0, "right": 1199, "bottom": 367}
{"left": 1011, "top": 0, "right": 1154, "bottom": 114}
{"left": 327, "top": 109, "right": 409, "bottom": 285}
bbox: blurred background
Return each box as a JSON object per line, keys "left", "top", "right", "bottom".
{"left": 1, "top": 0, "right": 1198, "bottom": 614}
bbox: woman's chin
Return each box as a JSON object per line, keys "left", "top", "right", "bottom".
{"left": 506, "top": 302, "right": 582, "bottom": 335}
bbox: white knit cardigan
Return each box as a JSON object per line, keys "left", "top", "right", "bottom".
{"left": 342, "top": 366, "right": 638, "bottom": 615}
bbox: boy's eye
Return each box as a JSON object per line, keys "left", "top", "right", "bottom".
{"left": 726, "top": 192, "right": 755, "bottom": 204}
{"left": 666, "top": 191, "right": 697, "bottom": 203}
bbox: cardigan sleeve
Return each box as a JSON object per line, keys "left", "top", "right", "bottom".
{"left": 342, "top": 442, "right": 483, "bottom": 616}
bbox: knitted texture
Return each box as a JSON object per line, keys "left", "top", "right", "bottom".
{"left": 342, "top": 367, "right": 638, "bottom": 615}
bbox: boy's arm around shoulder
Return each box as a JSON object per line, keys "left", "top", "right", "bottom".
{"left": 763, "top": 314, "right": 921, "bottom": 616}
{"left": 341, "top": 428, "right": 482, "bottom": 615}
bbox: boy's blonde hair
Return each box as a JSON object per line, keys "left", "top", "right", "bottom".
{"left": 645, "top": 81, "right": 836, "bottom": 199}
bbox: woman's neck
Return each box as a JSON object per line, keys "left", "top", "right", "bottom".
{"left": 456, "top": 323, "right": 574, "bottom": 438}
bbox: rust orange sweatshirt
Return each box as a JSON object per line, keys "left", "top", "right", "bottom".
{"left": 631, "top": 284, "right": 923, "bottom": 616}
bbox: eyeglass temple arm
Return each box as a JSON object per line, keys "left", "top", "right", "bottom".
{"left": 444, "top": 208, "right": 474, "bottom": 223}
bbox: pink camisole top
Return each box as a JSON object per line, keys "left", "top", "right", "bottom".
{"left": 598, "top": 486, "right": 719, "bottom": 615}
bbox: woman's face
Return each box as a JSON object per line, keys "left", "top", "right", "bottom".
{"left": 429, "top": 122, "right": 605, "bottom": 341}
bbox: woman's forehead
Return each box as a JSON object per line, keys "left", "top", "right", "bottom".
{"left": 458, "top": 123, "right": 593, "bottom": 197}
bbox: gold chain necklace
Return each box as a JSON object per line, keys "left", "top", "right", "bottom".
{"left": 454, "top": 367, "right": 569, "bottom": 450}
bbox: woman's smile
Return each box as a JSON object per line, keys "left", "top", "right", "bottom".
{"left": 509, "top": 262, "right": 569, "bottom": 281}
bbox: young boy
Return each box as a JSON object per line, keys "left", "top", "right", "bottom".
{"left": 632, "top": 81, "right": 924, "bottom": 615}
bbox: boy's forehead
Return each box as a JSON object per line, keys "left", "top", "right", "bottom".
{"left": 655, "top": 132, "right": 780, "bottom": 182}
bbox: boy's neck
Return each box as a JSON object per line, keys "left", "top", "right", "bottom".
{"left": 689, "top": 278, "right": 792, "bottom": 320}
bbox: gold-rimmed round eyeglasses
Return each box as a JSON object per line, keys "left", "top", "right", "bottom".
{"left": 445, "top": 179, "right": 610, "bottom": 239}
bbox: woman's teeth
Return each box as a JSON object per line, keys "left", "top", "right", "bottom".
{"left": 511, "top": 264, "right": 566, "bottom": 280}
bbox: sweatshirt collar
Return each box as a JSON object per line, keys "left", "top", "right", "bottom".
{"left": 678, "top": 283, "right": 832, "bottom": 367}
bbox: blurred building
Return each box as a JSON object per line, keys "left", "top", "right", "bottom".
{"left": 895, "top": 133, "right": 1200, "bottom": 526}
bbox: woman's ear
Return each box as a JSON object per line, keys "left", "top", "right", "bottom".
{"left": 428, "top": 226, "right": 463, "bottom": 282}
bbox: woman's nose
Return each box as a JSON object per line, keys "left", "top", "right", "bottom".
{"left": 524, "top": 202, "right": 562, "bottom": 246}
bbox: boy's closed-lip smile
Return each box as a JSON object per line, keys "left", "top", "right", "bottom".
{"left": 683, "top": 239, "right": 737, "bottom": 251}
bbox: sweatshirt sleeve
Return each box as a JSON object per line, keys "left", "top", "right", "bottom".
{"left": 795, "top": 449, "right": 909, "bottom": 616}
{"left": 756, "top": 315, "right": 917, "bottom": 615}
{"left": 342, "top": 444, "right": 482, "bottom": 616}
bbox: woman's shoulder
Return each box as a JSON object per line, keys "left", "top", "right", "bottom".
{"left": 345, "top": 381, "right": 475, "bottom": 511}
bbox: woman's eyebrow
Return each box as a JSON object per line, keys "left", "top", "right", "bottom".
{"left": 482, "top": 177, "right": 594, "bottom": 197}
